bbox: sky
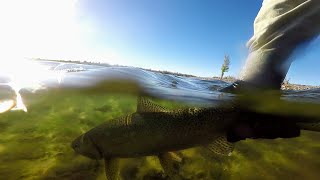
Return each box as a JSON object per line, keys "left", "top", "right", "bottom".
{"left": 0, "top": 0, "right": 319, "bottom": 85}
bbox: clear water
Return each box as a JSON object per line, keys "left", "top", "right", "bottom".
{"left": 0, "top": 61, "right": 319, "bottom": 179}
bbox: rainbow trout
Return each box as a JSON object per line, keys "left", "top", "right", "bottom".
{"left": 71, "top": 97, "right": 320, "bottom": 179}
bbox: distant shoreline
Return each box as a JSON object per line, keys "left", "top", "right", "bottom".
{"left": 33, "top": 58, "right": 113, "bottom": 67}
{"left": 33, "top": 58, "right": 319, "bottom": 91}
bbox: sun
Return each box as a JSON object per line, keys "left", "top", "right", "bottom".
{"left": 0, "top": 0, "right": 80, "bottom": 58}
{"left": 0, "top": 0, "right": 79, "bottom": 113}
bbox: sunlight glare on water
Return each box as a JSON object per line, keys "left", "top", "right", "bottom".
{"left": 0, "top": 58, "right": 65, "bottom": 113}
{"left": 0, "top": 0, "right": 80, "bottom": 114}
{"left": 0, "top": 100, "right": 15, "bottom": 113}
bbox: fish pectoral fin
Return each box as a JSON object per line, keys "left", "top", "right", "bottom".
{"left": 104, "top": 157, "right": 120, "bottom": 180}
{"left": 206, "top": 136, "right": 235, "bottom": 156}
{"left": 137, "top": 96, "right": 170, "bottom": 113}
{"left": 158, "top": 152, "right": 183, "bottom": 177}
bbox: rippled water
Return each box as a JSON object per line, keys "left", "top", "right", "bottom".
{"left": 0, "top": 60, "right": 319, "bottom": 179}
{"left": 33, "top": 61, "right": 234, "bottom": 104}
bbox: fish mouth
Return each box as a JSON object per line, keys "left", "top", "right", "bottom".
{"left": 71, "top": 135, "right": 83, "bottom": 150}
{"left": 71, "top": 134, "right": 103, "bottom": 160}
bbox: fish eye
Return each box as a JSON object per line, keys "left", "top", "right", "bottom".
{"left": 73, "top": 142, "right": 80, "bottom": 149}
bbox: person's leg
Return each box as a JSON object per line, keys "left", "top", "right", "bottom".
{"left": 223, "top": 0, "right": 320, "bottom": 92}
{"left": 223, "top": 0, "right": 320, "bottom": 141}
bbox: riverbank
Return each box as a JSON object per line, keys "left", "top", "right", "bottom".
{"left": 280, "top": 83, "right": 320, "bottom": 91}
{"left": 209, "top": 76, "right": 320, "bottom": 91}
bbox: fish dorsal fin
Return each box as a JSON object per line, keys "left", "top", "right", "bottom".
{"left": 206, "top": 136, "right": 235, "bottom": 156}
{"left": 137, "top": 97, "right": 170, "bottom": 113}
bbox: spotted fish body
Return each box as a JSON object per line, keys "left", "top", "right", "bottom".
{"left": 81, "top": 107, "right": 234, "bottom": 158}
{"left": 72, "top": 97, "right": 320, "bottom": 179}
{"left": 72, "top": 97, "right": 236, "bottom": 179}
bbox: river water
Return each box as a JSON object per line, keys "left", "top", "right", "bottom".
{"left": 0, "top": 60, "right": 319, "bottom": 179}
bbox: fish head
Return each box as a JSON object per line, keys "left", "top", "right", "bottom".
{"left": 71, "top": 134, "right": 103, "bottom": 160}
